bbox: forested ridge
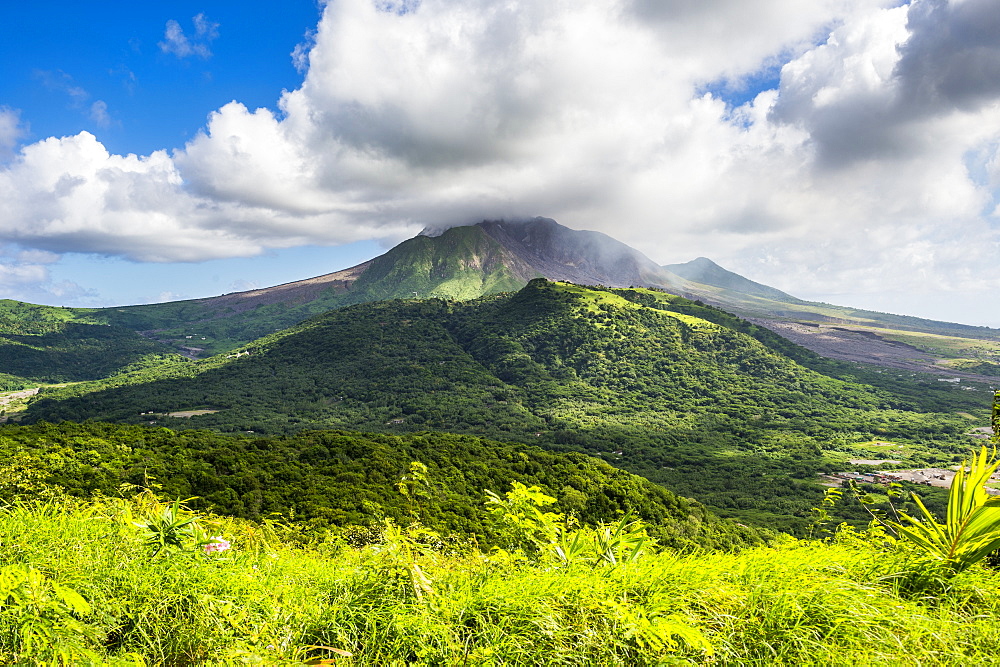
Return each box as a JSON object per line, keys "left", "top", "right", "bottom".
{"left": 3, "top": 282, "right": 1000, "bottom": 664}
{"left": 21, "top": 280, "right": 990, "bottom": 531}
{"left": 0, "top": 420, "right": 770, "bottom": 550}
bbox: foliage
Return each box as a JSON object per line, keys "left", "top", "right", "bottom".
{"left": 4, "top": 491, "right": 1000, "bottom": 664}
{"left": 485, "top": 481, "right": 563, "bottom": 553}
{"left": 0, "top": 563, "right": 104, "bottom": 664}
{"left": 893, "top": 446, "right": 1000, "bottom": 571}
{"left": 133, "top": 496, "right": 225, "bottom": 557}
{"left": 0, "top": 421, "right": 771, "bottom": 550}
{"left": 22, "top": 280, "right": 989, "bottom": 533}
{"left": 486, "top": 481, "right": 652, "bottom": 568}
{"left": 994, "top": 388, "right": 1000, "bottom": 434}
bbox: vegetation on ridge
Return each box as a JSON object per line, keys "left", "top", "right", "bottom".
{"left": 0, "top": 421, "right": 769, "bottom": 549}
{"left": 21, "top": 280, "right": 991, "bottom": 532}
{"left": 0, "top": 299, "right": 183, "bottom": 391}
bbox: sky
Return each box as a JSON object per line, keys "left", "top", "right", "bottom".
{"left": 1, "top": 1, "right": 999, "bottom": 327}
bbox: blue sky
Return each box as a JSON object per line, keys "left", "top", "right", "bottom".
{"left": 0, "top": 1, "right": 381, "bottom": 304}
{"left": 1, "top": 2, "right": 319, "bottom": 155}
{"left": 1, "top": 1, "right": 1000, "bottom": 326}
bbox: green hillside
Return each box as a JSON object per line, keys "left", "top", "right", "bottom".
{"left": 347, "top": 225, "right": 531, "bottom": 301}
{"left": 0, "top": 300, "right": 183, "bottom": 391}
{"left": 4, "top": 219, "right": 994, "bottom": 379}
{"left": 23, "top": 280, "right": 988, "bottom": 531}
{"left": 0, "top": 226, "right": 533, "bottom": 379}
{"left": 88, "top": 225, "right": 533, "bottom": 355}
{"left": 0, "top": 420, "right": 769, "bottom": 549}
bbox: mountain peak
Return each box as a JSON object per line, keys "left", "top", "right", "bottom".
{"left": 418, "top": 216, "right": 559, "bottom": 238}
{"left": 664, "top": 257, "right": 799, "bottom": 303}
{"left": 408, "top": 217, "right": 688, "bottom": 292}
{"left": 470, "top": 218, "right": 685, "bottom": 290}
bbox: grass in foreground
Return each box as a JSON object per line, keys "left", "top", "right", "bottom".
{"left": 4, "top": 486, "right": 1000, "bottom": 666}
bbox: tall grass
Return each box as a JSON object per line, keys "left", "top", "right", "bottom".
{"left": 3, "top": 493, "right": 1000, "bottom": 665}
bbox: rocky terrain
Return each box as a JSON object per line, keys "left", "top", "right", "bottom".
{"left": 750, "top": 319, "right": 999, "bottom": 383}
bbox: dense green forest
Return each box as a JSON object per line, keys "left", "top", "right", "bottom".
{"left": 0, "top": 421, "right": 770, "bottom": 550}
{"left": 0, "top": 299, "right": 184, "bottom": 391}
{"left": 21, "top": 280, "right": 989, "bottom": 531}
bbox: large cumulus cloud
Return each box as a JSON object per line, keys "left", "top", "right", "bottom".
{"left": 739, "top": 0, "right": 1000, "bottom": 300}
{"left": 1, "top": 0, "right": 999, "bottom": 317}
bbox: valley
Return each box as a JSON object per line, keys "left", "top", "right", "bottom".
{"left": 0, "top": 219, "right": 996, "bottom": 537}
{"left": 2, "top": 218, "right": 999, "bottom": 663}
{"left": 12, "top": 278, "right": 988, "bottom": 533}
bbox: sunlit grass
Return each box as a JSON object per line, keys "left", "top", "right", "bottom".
{"left": 4, "top": 491, "right": 1000, "bottom": 665}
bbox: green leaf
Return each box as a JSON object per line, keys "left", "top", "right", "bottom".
{"left": 52, "top": 582, "right": 91, "bottom": 616}
{"left": 893, "top": 447, "right": 1000, "bottom": 571}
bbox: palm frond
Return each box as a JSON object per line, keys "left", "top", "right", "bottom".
{"left": 893, "top": 447, "right": 1000, "bottom": 571}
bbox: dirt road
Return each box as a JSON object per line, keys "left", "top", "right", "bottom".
{"left": 0, "top": 387, "right": 39, "bottom": 407}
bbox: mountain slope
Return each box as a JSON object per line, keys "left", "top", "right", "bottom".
{"left": 3, "top": 216, "right": 995, "bottom": 387}
{"left": 664, "top": 257, "right": 1000, "bottom": 378}
{"left": 84, "top": 218, "right": 689, "bottom": 355}
{"left": 476, "top": 218, "right": 685, "bottom": 288}
{"left": 23, "top": 279, "right": 985, "bottom": 531}
{"left": 666, "top": 257, "right": 1000, "bottom": 339}
{"left": 666, "top": 257, "right": 801, "bottom": 303}
{"left": 96, "top": 218, "right": 999, "bottom": 359}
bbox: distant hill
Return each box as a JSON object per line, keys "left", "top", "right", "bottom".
{"left": 0, "top": 218, "right": 692, "bottom": 382}
{"left": 90, "top": 218, "right": 1000, "bottom": 356}
{"left": 665, "top": 257, "right": 802, "bottom": 303}
{"left": 665, "top": 257, "right": 1000, "bottom": 341}
{"left": 0, "top": 299, "right": 183, "bottom": 391}
{"left": 0, "top": 218, "right": 995, "bottom": 386}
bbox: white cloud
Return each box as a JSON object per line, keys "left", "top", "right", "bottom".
{"left": 2, "top": 0, "right": 1000, "bottom": 321}
{"left": 0, "top": 107, "right": 25, "bottom": 160}
{"left": 89, "top": 101, "right": 112, "bottom": 128}
{"left": 291, "top": 29, "right": 316, "bottom": 74}
{"left": 714, "top": 0, "right": 1000, "bottom": 304}
{"left": 0, "top": 129, "right": 411, "bottom": 262}
{"left": 0, "top": 245, "right": 95, "bottom": 305}
{"left": 160, "top": 13, "right": 219, "bottom": 59}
